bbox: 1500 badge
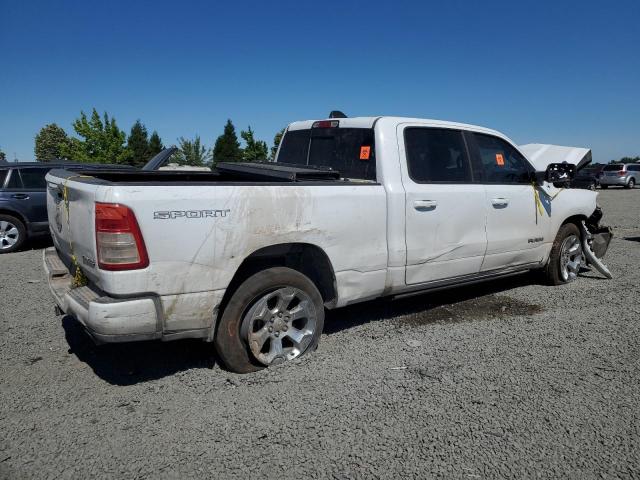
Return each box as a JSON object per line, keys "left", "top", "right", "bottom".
{"left": 154, "top": 209, "right": 230, "bottom": 219}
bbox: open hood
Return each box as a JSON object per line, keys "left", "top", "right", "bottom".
{"left": 519, "top": 144, "right": 592, "bottom": 172}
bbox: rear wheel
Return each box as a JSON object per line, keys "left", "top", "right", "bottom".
{"left": 0, "top": 214, "right": 26, "bottom": 254}
{"left": 545, "top": 223, "right": 584, "bottom": 285}
{"left": 215, "top": 267, "right": 324, "bottom": 373}
{"left": 626, "top": 178, "right": 635, "bottom": 189}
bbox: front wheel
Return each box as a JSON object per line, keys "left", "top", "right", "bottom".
{"left": 545, "top": 223, "right": 584, "bottom": 285}
{"left": 215, "top": 267, "right": 324, "bottom": 373}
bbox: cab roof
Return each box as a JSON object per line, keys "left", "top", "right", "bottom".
{"left": 286, "top": 116, "right": 505, "bottom": 138}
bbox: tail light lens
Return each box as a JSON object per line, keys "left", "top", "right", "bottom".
{"left": 95, "top": 203, "right": 149, "bottom": 270}
{"left": 618, "top": 170, "right": 626, "bottom": 176}
{"left": 312, "top": 120, "right": 340, "bottom": 128}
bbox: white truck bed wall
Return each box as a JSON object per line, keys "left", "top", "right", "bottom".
{"left": 102, "top": 183, "right": 389, "bottom": 307}
{"left": 519, "top": 144, "right": 592, "bottom": 171}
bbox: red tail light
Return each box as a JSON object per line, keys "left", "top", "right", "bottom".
{"left": 618, "top": 170, "right": 626, "bottom": 176}
{"left": 95, "top": 203, "right": 149, "bottom": 270}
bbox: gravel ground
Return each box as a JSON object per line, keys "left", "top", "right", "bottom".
{"left": 1, "top": 189, "right": 639, "bottom": 479}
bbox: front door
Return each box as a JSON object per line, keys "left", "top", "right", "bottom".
{"left": 464, "top": 132, "right": 548, "bottom": 271}
{"left": 400, "top": 125, "right": 487, "bottom": 285}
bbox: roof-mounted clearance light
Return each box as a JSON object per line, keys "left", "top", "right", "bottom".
{"left": 312, "top": 120, "right": 340, "bottom": 128}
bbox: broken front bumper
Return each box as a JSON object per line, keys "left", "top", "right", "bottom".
{"left": 43, "top": 247, "right": 161, "bottom": 343}
{"left": 582, "top": 207, "right": 613, "bottom": 279}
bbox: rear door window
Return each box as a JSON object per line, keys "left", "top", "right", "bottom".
{"left": 468, "top": 133, "right": 533, "bottom": 184}
{"left": 627, "top": 165, "right": 639, "bottom": 172}
{"left": 403, "top": 127, "right": 471, "bottom": 183}
{"left": 5, "top": 170, "right": 22, "bottom": 189}
{"left": 277, "top": 128, "right": 376, "bottom": 181}
{"left": 18, "top": 168, "right": 48, "bottom": 190}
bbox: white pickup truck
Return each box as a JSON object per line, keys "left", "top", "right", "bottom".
{"left": 44, "top": 115, "right": 611, "bottom": 373}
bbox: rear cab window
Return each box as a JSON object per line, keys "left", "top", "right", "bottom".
{"left": 276, "top": 125, "right": 376, "bottom": 181}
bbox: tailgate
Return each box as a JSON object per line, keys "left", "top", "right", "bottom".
{"left": 45, "top": 170, "right": 100, "bottom": 285}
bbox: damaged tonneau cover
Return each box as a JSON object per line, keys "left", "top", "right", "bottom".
{"left": 520, "top": 144, "right": 592, "bottom": 172}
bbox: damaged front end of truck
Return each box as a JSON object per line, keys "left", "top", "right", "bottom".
{"left": 582, "top": 206, "right": 613, "bottom": 279}
{"left": 521, "top": 143, "right": 614, "bottom": 280}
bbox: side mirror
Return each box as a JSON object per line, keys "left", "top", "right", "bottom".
{"left": 545, "top": 162, "right": 576, "bottom": 184}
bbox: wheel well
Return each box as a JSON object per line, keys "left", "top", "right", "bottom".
{"left": 0, "top": 208, "right": 27, "bottom": 227}
{"left": 219, "top": 243, "right": 338, "bottom": 315}
{"left": 561, "top": 215, "right": 587, "bottom": 231}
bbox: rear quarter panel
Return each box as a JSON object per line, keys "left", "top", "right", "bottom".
{"left": 95, "top": 183, "right": 388, "bottom": 307}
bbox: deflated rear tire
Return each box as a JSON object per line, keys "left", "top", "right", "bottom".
{"left": 545, "top": 223, "right": 584, "bottom": 285}
{"left": 0, "top": 214, "right": 26, "bottom": 254}
{"left": 214, "top": 267, "right": 324, "bottom": 374}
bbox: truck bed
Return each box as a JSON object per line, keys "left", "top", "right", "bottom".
{"left": 57, "top": 162, "right": 357, "bottom": 185}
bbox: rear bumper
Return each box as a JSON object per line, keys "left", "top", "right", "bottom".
{"left": 43, "top": 247, "right": 161, "bottom": 343}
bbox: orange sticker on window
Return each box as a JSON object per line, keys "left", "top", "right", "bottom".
{"left": 360, "top": 146, "right": 371, "bottom": 160}
{"left": 496, "top": 153, "right": 505, "bottom": 166}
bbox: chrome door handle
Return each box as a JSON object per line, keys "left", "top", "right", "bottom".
{"left": 414, "top": 200, "right": 438, "bottom": 211}
{"left": 491, "top": 198, "right": 509, "bottom": 208}
{"left": 11, "top": 194, "right": 29, "bottom": 200}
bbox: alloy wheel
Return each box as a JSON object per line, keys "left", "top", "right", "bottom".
{"left": 0, "top": 220, "right": 19, "bottom": 250}
{"left": 559, "top": 234, "right": 584, "bottom": 282}
{"left": 241, "top": 287, "right": 317, "bottom": 366}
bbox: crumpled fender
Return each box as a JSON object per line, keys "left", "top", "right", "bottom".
{"left": 581, "top": 221, "right": 613, "bottom": 279}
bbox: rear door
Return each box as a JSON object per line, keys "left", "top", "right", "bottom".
{"left": 15, "top": 167, "right": 50, "bottom": 231}
{"left": 465, "top": 132, "right": 547, "bottom": 271}
{"left": 0, "top": 169, "right": 35, "bottom": 227}
{"left": 399, "top": 125, "right": 487, "bottom": 285}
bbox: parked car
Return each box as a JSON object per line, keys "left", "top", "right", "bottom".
{"left": 0, "top": 162, "right": 134, "bottom": 253}
{"left": 571, "top": 165, "right": 604, "bottom": 190}
{"left": 599, "top": 164, "right": 639, "bottom": 189}
{"left": 43, "top": 116, "right": 611, "bottom": 373}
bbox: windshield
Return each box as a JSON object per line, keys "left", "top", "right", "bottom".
{"left": 276, "top": 128, "right": 376, "bottom": 181}
{"left": 603, "top": 164, "right": 624, "bottom": 171}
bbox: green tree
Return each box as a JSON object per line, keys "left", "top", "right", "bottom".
{"left": 173, "top": 136, "right": 211, "bottom": 166}
{"left": 126, "top": 120, "right": 150, "bottom": 167}
{"left": 34, "top": 123, "right": 70, "bottom": 161}
{"left": 0, "top": 148, "right": 6, "bottom": 163}
{"left": 60, "top": 108, "right": 129, "bottom": 164}
{"left": 241, "top": 126, "right": 269, "bottom": 162}
{"left": 212, "top": 119, "right": 242, "bottom": 164}
{"left": 148, "top": 131, "right": 164, "bottom": 158}
{"left": 270, "top": 128, "right": 285, "bottom": 160}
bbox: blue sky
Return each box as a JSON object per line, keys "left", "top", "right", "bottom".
{"left": 1, "top": 0, "right": 638, "bottom": 162}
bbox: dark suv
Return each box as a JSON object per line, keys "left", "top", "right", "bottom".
{"left": 0, "top": 162, "right": 134, "bottom": 253}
